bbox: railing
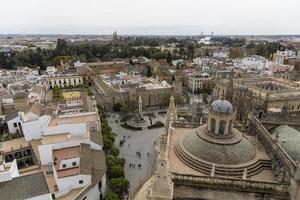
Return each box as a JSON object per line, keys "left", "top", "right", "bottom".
{"left": 248, "top": 113, "right": 297, "bottom": 173}
{"left": 261, "top": 113, "right": 300, "bottom": 125}
{"left": 129, "top": 175, "right": 152, "bottom": 200}
{"left": 172, "top": 173, "right": 288, "bottom": 194}
{"left": 172, "top": 122, "right": 200, "bottom": 128}
{"left": 74, "top": 184, "right": 91, "bottom": 200}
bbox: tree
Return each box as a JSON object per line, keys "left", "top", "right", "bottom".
{"left": 103, "top": 134, "right": 114, "bottom": 151}
{"left": 112, "top": 103, "right": 122, "bottom": 112}
{"left": 109, "top": 165, "right": 124, "bottom": 178}
{"left": 106, "top": 155, "right": 125, "bottom": 168}
{"left": 52, "top": 86, "right": 62, "bottom": 102}
{"left": 52, "top": 55, "right": 73, "bottom": 65}
{"left": 109, "top": 177, "right": 129, "bottom": 197}
{"left": 202, "top": 93, "right": 208, "bottom": 104}
{"left": 229, "top": 48, "right": 243, "bottom": 59}
{"left": 167, "top": 50, "right": 172, "bottom": 63}
{"left": 120, "top": 103, "right": 130, "bottom": 121}
{"left": 104, "top": 191, "right": 119, "bottom": 200}
{"left": 110, "top": 146, "right": 120, "bottom": 157}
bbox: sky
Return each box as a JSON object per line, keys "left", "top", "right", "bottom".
{"left": 0, "top": 0, "right": 299, "bottom": 35}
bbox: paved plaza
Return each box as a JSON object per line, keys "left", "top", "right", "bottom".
{"left": 108, "top": 113, "right": 165, "bottom": 189}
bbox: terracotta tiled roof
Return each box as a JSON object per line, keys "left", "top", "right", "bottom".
{"left": 13, "top": 92, "right": 29, "bottom": 101}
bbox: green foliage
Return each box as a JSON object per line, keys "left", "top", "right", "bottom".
{"left": 229, "top": 48, "right": 243, "bottom": 59}
{"left": 102, "top": 123, "right": 112, "bottom": 133}
{"left": 120, "top": 103, "right": 129, "bottom": 114}
{"left": 246, "top": 42, "right": 287, "bottom": 59}
{"left": 0, "top": 49, "right": 47, "bottom": 69}
{"left": 152, "top": 51, "right": 168, "bottom": 60}
{"left": 52, "top": 55, "right": 73, "bottom": 65}
{"left": 104, "top": 191, "right": 120, "bottom": 200}
{"left": 103, "top": 134, "right": 114, "bottom": 150}
{"left": 109, "top": 177, "right": 129, "bottom": 196}
{"left": 52, "top": 86, "right": 62, "bottom": 101}
{"left": 167, "top": 50, "right": 172, "bottom": 63}
{"left": 112, "top": 103, "right": 122, "bottom": 112}
{"left": 210, "top": 37, "right": 246, "bottom": 47}
{"left": 97, "top": 104, "right": 129, "bottom": 197}
{"left": 109, "top": 164, "right": 124, "bottom": 179}
{"left": 0, "top": 37, "right": 211, "bottom": 69}
{"left": 202, "top": 93, "right": 208, "bottom": 104}
{"left": 106, "top": 155, "right": 125, "bottom": 168}
{"left": 110, "top": 146, "right": 120, "bottom": 157}
{"left": 194, "top": 87, "right": 213, "bottom": 95}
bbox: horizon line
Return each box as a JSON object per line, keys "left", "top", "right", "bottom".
{"left": 1, "top": 33, "right": 300, "bottom": 37}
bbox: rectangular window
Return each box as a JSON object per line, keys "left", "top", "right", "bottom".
{"left": 79, "top": 180, "right": 83, "bottom": 184}
{"left": 72, "top": 162, "right": 76, "bottom": 166}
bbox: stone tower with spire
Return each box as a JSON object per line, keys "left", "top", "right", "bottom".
{"left": 147, "top": 96, "right": 175, "bottom": 200}
{"left": 225, "top": 69, "right": 234, "bottom": 102}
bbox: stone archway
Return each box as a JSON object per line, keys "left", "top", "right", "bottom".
{"left": 229, "top": 120, "right": 233, "bottom": 134}
{"left": 210, "top": 118, "right": 216, "bottom": 133}
{"left": 219, "top": 120, "right": 226, "bottom": 135}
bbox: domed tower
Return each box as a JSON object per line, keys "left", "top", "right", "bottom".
{"left": 174, "top": 99, "right": 264, "bottom": 178}
{"left": 207, "top": 99, "right": 235, "bottom": 136}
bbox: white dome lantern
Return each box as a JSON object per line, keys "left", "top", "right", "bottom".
{"left": 208, "top": 99, "right": 236, "bottom": 137}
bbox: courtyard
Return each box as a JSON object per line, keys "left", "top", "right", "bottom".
{"left": 108, "top": 112, "right": 165, "bottom": 190}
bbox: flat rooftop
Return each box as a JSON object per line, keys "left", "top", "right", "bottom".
{"left": 42, "top": 133, "right": 72, "bottom": 145}
{"left": 48, "top": 113, "right": 97, "bottom": 127}
{"left": 1, "top": 137, "right": 30, "bottom": 154}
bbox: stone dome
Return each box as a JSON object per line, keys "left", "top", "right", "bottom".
{"left": 211, "top": 99, "right": 233, "bottom": 113}
{"left": 181, "top": 129, "right": 256, "bottom": 165}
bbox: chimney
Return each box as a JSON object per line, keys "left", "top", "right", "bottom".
{"left": 18, "top": 110, "right": 25, "bottom": 122}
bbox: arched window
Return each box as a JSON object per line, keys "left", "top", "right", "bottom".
{"left": 258, "top": 111, "right": 263, "bottom": 119}
{"left": 210, "top": 118, "right": 216, "bottom": 133}
{"left": 219, "top": 120, "right": 226, "bottom": 135}
{"left": 14, "top": 152, "right": 22, "bottom": 159}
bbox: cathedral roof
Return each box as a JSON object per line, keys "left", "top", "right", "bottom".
{"left": 270, "top": 125, "right": 300, "bottom": 162}
{"left": 211, "top": 99, "right": 233, "bottom": 113}
{"left": 181, "top": 128, "right": 256, "bottom": 165}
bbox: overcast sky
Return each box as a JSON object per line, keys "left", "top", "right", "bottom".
{"left": 0, "top": 0, "right": 299, "bottom": 35}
